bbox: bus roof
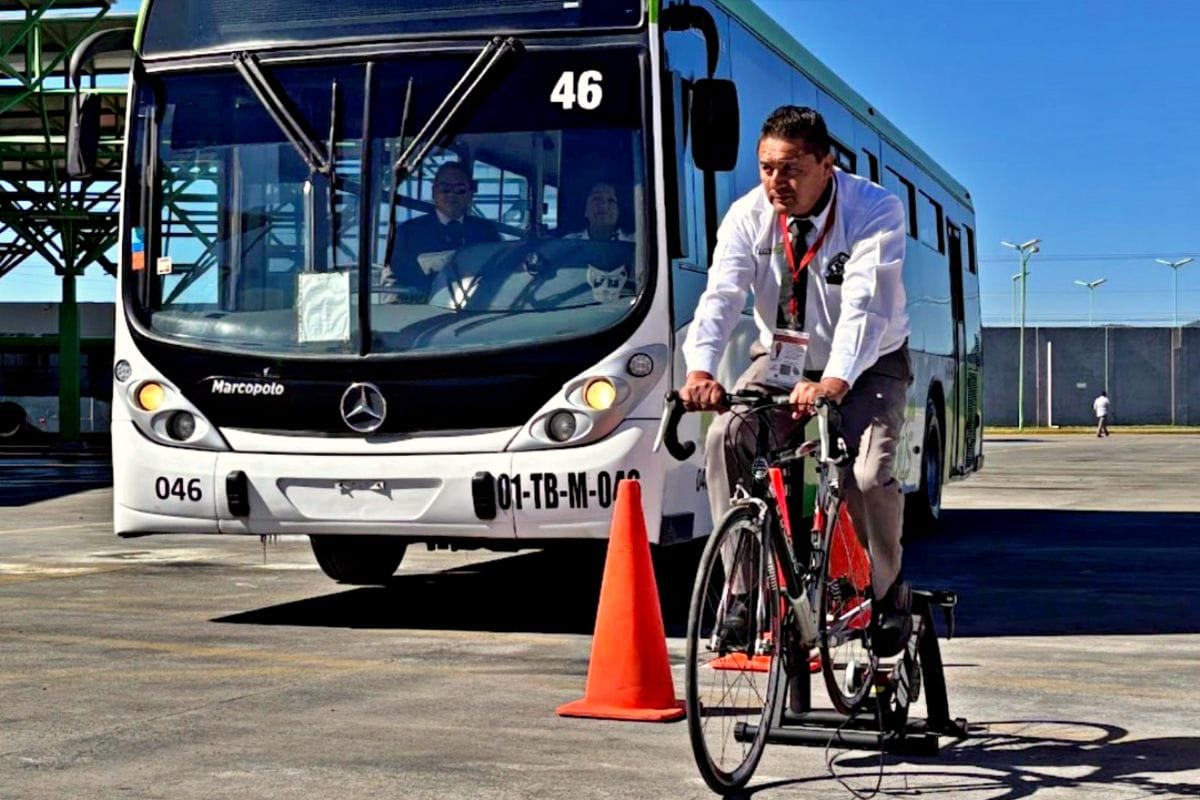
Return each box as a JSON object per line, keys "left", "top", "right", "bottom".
{"left": 702, "top": 0, "right": 972, "bottom": 208}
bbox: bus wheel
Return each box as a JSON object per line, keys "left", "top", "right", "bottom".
{"left": 903, "top": 400, "right": 943, "bottom": 537}
{"left": 309, "top": 535, "right": 407, "bottom": 585}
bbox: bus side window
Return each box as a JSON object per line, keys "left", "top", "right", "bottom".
{"left": 964, "top": 224, "right": 978, "bottom": 274}
{"left": 830, "top": 139, "right": 855, "bottom": 174}
{"left": 917, "top": 191, "right": 944, "bottom": 254}
{"left": 861, "top": 149, "right": 880, "bottom": 183}
{"left": 882, "top": 167, "right": 917, "bottom": 239}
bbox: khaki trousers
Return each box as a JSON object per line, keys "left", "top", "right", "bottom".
{"left": 706, "top": 346, "right": 912, "bottom": 597}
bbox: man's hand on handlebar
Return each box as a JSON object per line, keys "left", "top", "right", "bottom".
{"left": 789, "top": 377, "right": 850, "bottom": 419}
{"left": 680, "top": 370, "right": 728, "bottom": 412}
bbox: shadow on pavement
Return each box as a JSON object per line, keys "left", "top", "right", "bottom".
{"left": 905, "top": 509, "right": 1200, "bottom": 637}
{"left": 744, "top": 720, "right": 1200, "bottom": 800}
{"left": 214, "top": 540, "right": 706, "bottom": 636}
{"left": 217, "top": 507, "right": 1200, "bottom": 638}
{"left": 0, "top": 456, "right": 113, "bottom": 506}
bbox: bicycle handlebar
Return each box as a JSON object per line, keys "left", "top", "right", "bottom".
{"left": 653, "top": 389, "right": 843, "bottom": 463}
{"left": 653, "top": 390, "right": 695, "bottom": 460}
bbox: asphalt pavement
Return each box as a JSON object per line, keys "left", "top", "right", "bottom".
{"left": 1, "top": 435, "right": 1198, "bottom": 799}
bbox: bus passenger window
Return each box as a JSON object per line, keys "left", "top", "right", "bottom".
{"left": 917, "top": 191, "right": 944, "bottom": 253}
{"left": 882, "top": 167, "right": 917, "bottom": 239}
{"left": 964, "top": 225, "right": 978, "bottom": 273}
{"left": 830, "top": 139, "right": 855, "bottom": 174}
{"left": 861, "top": 150, "right": 879, "bottom": 183}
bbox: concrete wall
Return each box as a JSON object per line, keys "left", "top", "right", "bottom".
{"left": 984, "top": 326, "right": 1199, "bottom": 426}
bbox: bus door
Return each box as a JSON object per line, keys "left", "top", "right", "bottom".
{"left": 946, "top": 221, "right": 966, "bottom": 473}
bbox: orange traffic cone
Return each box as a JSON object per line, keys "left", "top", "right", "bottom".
{"left": 556, "top": 479, "right": 686, "bottom": 722}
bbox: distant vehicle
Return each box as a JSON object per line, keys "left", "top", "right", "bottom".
{"left": 0, "top": 314, "right": 113, "bottom": 438}
{"left": 70, "top": 0, "right": 982, "bottom": 585}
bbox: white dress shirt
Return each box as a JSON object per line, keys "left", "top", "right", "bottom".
{"left": 683, "top": 168, "right": 910, "bottom": 388}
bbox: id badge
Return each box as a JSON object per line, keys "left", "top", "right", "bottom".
{"left": 765, "top": 329, "right": 810, "bottom": 388}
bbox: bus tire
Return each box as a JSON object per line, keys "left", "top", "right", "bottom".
{"left": 903, "top": 399, "right": 943, "bottom": 537}
{"left": 309, "top": 535, "right": 407, "bottom": 585}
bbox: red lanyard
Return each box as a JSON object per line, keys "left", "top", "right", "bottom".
{"left": 778, "top": 199, "right": 837, "bottom": 277}
{"left": 778, "top": 200, "right": 836, "bottom": 325}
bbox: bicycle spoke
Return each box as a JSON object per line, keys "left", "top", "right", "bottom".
{"left": 686, "top": 507, "right": 781, "bottom": 794}
{"left": 819, "top": 502, "right": 878, "bottom": 714}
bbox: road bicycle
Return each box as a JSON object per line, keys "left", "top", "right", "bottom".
{"left": 656, "top": 389, "right": 889, "bottom": 794}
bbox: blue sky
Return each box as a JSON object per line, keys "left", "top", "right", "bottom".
{"left": 759, "top": 0, "right": 1200, "bottom": 326}
{"left": 6, "top": 0, "right": 1199, "bottom": 326}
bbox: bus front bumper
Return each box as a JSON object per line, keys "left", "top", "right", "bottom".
{"left": 112, "top": 421, "right": 667, "bottom": 543}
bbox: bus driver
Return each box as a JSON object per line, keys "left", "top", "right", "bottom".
{"left": 381, "top": 161, "right": 500, "bottom": 302}
{"left": 678, "top": 105, "right": 915, "bottom": 657}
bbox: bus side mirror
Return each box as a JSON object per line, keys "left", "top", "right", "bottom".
{"left": 690, "top": 78, "right": 739, "bottom": 172}
{"left": 66, "top": 26, "right": 135, "bottom": 178}
{"left": 68, "top": 93, "right": 102, "bottom": 178}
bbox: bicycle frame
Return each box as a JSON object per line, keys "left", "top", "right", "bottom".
{"left": 717, "top": 395, "right": 847, "bottom": 657}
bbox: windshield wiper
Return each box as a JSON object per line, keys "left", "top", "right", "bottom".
{"left": 233, "top": 52, "right": 331, "bottom": 174}
{"left": 383, "top": 36, "right": 524, "bottom": 269}
{"left": 234, "top": 52, "right": 344, "bottom": 272}
{"left": 326, "top": 78, "right": 341, "bottom": 269}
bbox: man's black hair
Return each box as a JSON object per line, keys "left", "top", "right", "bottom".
{"left": 760, "top": 105, "right": 831, "bottom": 157}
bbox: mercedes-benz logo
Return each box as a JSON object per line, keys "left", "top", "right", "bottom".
{"left": 340, "top": 383, "right": 387, "bottom": 433}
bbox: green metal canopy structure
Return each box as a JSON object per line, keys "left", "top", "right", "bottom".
{"left": 0, "top": 0, "right": 132, "bottom": 440}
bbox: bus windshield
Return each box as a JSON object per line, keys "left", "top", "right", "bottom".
{"left": 133, "top": 47, "right": 648, "bottom": 358}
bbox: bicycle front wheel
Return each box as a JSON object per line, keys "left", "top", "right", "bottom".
{"left": 817, "top": 502, "right": 878, "bottom": 715}
{"left": 685, "top": 504, "right": 783, "bottom": 794}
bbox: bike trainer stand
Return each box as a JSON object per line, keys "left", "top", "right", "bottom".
{"left": 736, "top": 590, "right": 969, "bottom": 756}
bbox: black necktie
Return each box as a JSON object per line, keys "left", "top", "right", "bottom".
{"left": 443, "top": 220, "right": 464, "bottom": 247}
{"left": 780, "top": 216, "right": 814, "bottom": 330}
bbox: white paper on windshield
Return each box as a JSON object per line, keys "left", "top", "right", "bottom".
{"left": 297, "top": 271, "right": 351, "bottom": 343}
{"left": 417, "top": 250, "right": 454, "bottom": 276}
{"left": 156, "top": 256, "right": 173, "bottom": 276}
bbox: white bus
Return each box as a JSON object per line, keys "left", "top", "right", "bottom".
{"left": 70, "top": 0, "right": 982, "bottom": 584}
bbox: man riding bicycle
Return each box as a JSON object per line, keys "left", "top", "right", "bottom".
{"left": 679, "top": 105, "right": 914, "bottom": 658}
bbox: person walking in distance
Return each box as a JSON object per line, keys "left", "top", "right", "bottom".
{"left": 1094, "top": 390, "right": 1112, "bottom": 437}
{"left": 678, "top": 105, "right": 914, "bottom": 657}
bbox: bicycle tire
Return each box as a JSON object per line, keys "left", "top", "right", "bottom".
{"left": 816, "top": 500, "right": 878, "bottom": 715}
{"left": 685, "top": 504, "right": 783, "bottom": 794}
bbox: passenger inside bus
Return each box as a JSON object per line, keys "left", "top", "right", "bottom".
{"left": 562, "top": 181, "right": 634, "bottom": 243}
{"left": 380, "top": 161, "right": 500, "bottom": 302}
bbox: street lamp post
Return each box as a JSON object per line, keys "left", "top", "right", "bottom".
{"left": 1003, "top": 238, "right": 1041, "bottom": 430}
{"left": 1156, "top": 257, "right": 1195, "bottom": 425}
{"left": 1156, "top": 257, "right": 1195, "bottom": 328}
{"left": 1011, "top": 273, "right": 1022, "bottom": 325}
{"left": 1073, "top": 278, "right": 1107, "bottom": 326}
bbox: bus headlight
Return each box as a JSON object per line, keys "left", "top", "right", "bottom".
{"left": 167, "top": 411, "right": 197, "bottom": 441}
{"left": 113, "top": 359, "right": 133, "bottom": 383}
{"left": 125, "top": 375, "right": 228, "bottom": 451}
{"left": 137, "top": 382, "right": 166, "bottom": 412}
{"left": 583, "top": 378, "right": 617, "bottom": 411}
{"left": 547, "top": 411, "right": 577, "bottom": 442}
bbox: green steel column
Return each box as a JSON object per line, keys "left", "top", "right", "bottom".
{"left": 59, "top": 232, "right": 81, "bottom": 442}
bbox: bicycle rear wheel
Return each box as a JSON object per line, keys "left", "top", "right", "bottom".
{"left": 685, "top": 504, "right": 783, "bottom": 794}
{"left": 817, "top": 501, "right": 878, "bottom": 715}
